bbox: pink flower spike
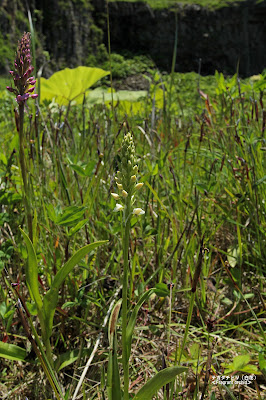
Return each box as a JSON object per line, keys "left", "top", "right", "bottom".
{"left": 9, "top": 32, "right": 37, "bottom": 103}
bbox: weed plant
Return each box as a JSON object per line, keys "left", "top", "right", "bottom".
{"left": 0, "top": 34, "right": 265, "bottom": 399}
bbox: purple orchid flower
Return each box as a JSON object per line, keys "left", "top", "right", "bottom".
{"left": 6, "top": 32, "right": 38, "bottom": 104}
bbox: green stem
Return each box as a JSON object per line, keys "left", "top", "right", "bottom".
{"left": 178, "top": 291, "right": 195, "bottom": 364}
{"left": 19, "top": 103, "right": 33, "bottom": 241}
{"left": 122, "top": 197, "right": 131, "bottom": 400}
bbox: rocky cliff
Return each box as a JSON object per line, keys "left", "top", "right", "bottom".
{"left": 0, "top": 0, "right": 265, "bottom": 77}
{"left": 0, "top": 0, "right": 103, "bottom": 76}
{"left": 96, "top": 0, "right": 266, "bottom": 76}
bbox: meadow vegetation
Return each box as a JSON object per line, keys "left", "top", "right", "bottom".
{"left": 0, "top": 31, "right": 265, "bottom": 399}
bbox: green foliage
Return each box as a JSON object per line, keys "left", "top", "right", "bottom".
{"left": 21, "top": 226, "right": 107, "bottom": 345}
{"left": 221, "top": 354, "right": 260, "bottom": 375}
{"left": 101, "top": 53, "right": 155, "bottom": 79}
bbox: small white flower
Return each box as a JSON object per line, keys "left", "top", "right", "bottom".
{"left": 131, "top": 175, "right": 137, "bottom": 182}
{"left": 111, "top": 193, "right": 120, "bottom": 200}
{"left": 122, "top": 190, "right": 128, "bottom": 198}
{"left": 133, "top": 208, "right": 145, "bottom": 216}
{"left": 114, "top": 204, "right": 124, "bottom": 212}
{"left": 135, "top": 182, "right": 144, "bottom": 190}
{"left": 117, "top": 183, "right": 123, "bottom": 190}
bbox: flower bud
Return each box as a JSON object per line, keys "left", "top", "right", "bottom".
{"left": 111, "top": 193, "right": 120, "bottom": 200}
{"left": 131, "top": 175, "right": 137, "bottom": 182}
{"left": 117, "top": 183, "right": 123, "bottom": 190}
{"left": 135, "top": 183, "right": 144, "bottom": 190}
{"left": 122, "top": 190, "right": 128, "bottom": 198}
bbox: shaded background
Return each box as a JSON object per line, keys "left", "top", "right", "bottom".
{"left": 0, "top": 0, "right": 265, "bottom": 77}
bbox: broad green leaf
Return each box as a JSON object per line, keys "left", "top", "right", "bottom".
{"left": 154, "top": 283, "right": 169, "bottom": 297}
{"left": 20, "top": 228, "right": 43, "bottom": 311}
{"left": 42, "top": 241, "right": 107, "bottom": 340}
{"left": 42, "top": 287, "right": 58, "bottom": 342}
{"left": 227, "top": 247, "right": 239, "bottom": 268}
{"left": 134, "top": 366, "right": 188, "bottom": 400}
{"left": 51, "top": 241, "right": 108, "bottom": 290}
{"left": 0, "top": 341, "right": 27, "bottom": 361}
{"left": 26, "top": 301, "right": 38, "bottom": 316}
{"left": 238, "top": 365, "right": 260, "bottom": 374}
{"left": 190, "top": 343, "right": 201, "bottom": 360}
{"left": 69, "top": 164, "right": 88, "bottom": 177}
{"left": 232, "top": 354, "right": 250, "bottom": 370}
{"left": 67, "top": 219, "right": 89, "bottom": 237}
{"left": 259, "top": 352, "right": 266, "bottom": 372}
{"left": 222, "top": 354, "right": 255, "bottom": 374}
{"left": 126, "top": 289, "right": 154, "bottom": 363}
{"left": 55, "top": 348, "right": 92, "bottom": 372}
{"left": 55, "top": 206, "right": 87, "bottom": 227}
{"left": 39, "top": 66, "right": 110, "bottom": 105}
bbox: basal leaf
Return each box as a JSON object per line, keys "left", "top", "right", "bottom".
{"left": 232, "top": 354, "right": 250, "bottom": 370}
{"left": 154, "top": 283, "right": 169, "bottom": 297}
{"left": 55, "top": 205, "right": 87, "bottom": 226}
{"left": 51, "top": 241, "right": 108, "bottom": 291}
{"left": 126, "top": 289, "right": 154, "bottom": 363}
{"left": 259, "top": 352, "right": 266, "bottom": 372}
{"left": 55, "top": 348, "right": 92, "bottom": 372}
{"left": 42, "top": 241, "right": 107, "bottom": 340}
{"left": 134, "top": 366, "right": 188, "bottom": 400}
{"left": 67, "top": 219, "right": 89, "bottom": 237}
{"left": 69, "top": 164, "right": 88, "bottom": 177}
{"left": 107, "top": 300, "right": 122, "bottom": 400}
{"left": 0, "top": 341, "right": 27, "bottom": 361}
{"left": 20, "top": 228, "right": 43, "bottom": 311}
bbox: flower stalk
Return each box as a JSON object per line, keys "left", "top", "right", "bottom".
{"left": 112, "top": 132, "right": 145, "bottom": 399}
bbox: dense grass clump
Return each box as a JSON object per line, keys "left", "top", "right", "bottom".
{"left": 0, "top": 58, "right": 265, "bottom": 399}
